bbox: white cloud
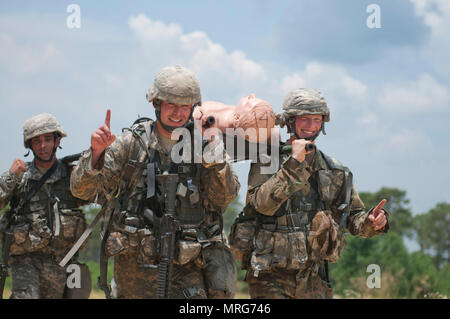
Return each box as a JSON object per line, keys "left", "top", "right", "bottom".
{"left": 377, "top": 73, "right": 450, "bottom": 114}
{"left": 0, "top": 33, "right": 62, "bottom": 76}
{"left": 387, "top": 128, "right": 434, "bottom": 155}
{"left": 128, "top": 14, "right": 266, "bottom": 86}
{"left": 278, "top": 62, "right": 368, "bottom": 114}
{"left": 129, "top": 15, "right": 183, "bottom": 42}
{"left": 357, "top": 113, "right": 379, "bottom": 126}
{"left": 279, "top": 73, "right": 306, "bottom": 95}
{"left": 341, "top": 75, "right": 367, "bottom": 97}
{"left": 410, "top": 0, "right": 450, "bottom": 79}
{"left": 105, "top": 74, "right": 121, "bottom": 87}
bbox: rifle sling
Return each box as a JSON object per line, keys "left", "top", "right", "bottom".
{"left": 19, "top": 159, "right": 59, "bottom": 211}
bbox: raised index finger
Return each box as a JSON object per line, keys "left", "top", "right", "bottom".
{"left": 105, "top": 109, "right": 111, "bottom": 128}
{"left": 374, "top": 199, "right": 387, "bottom": 212}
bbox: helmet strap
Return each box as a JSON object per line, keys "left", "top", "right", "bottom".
{"left": 30, "top": 133, "right": 59, "bottom": 163}
{"left": 32, "top": 146, "right": 57, "bottom": 163}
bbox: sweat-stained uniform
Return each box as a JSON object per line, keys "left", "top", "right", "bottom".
{"left": 0, "top": 160, "right": 88, "bottom": 299}
{"left": 230, "top": 147, "right": 389, "bottom": 299}
{"left": 70, "top": 118, "right": 240, "bottom": 298}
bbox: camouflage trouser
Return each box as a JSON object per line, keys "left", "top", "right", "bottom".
{"left": 9, "top": 253, "right": 67, "bottom": 299}
{"left": 113, "top": 251, "right": 208, "bottom": 299}
{"left": 246, "top": 264, "right": 333, "bottom": 299}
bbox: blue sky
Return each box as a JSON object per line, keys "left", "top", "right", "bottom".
{"left": 1, "top": 0, "right": 449, "bottom": 217}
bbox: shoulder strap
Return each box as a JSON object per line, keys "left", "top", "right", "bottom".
{"left": 317, "top": 150, "right": 353, "bottom": 229}
{"left": 319, "top": 150, "right": 345, "bottom": 171}
{"left": 120, "top": 119, "right": 156, "bottom": 196}
{"left": 338, "top": 169, "right": 353, "bottom": 231}
{"left": 17, "top": 159, "right": 59, "bottom": 211}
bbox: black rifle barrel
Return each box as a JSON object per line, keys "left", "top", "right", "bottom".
{"left": 155, "top": 174, "right": 179, "bottom": 299}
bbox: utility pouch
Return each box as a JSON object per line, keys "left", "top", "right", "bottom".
{"left": 105, "top": 231, "right": 130, "bottom": 257}
{"left": 229, "top": 218, "right": 256, "bottom": 253}
{"left": 287, "top": 231, "right": 308, "bottom": 270}
{"left": 271, "top": 232, "right": 289, "bottom": 269}
{"left": 176, "top": 240, "right": 201, "bottom": 265}
{"left": 308, "top": 210, "right": 346, "bottom": 263}
{"left": 201, "top": 244, "right": 237, "bottom": 299}
{"left": 9, "top": 217, "right": 52, "bottom": 255}
{"left": 250, "top": 228, "right": 274, "bottom": 274}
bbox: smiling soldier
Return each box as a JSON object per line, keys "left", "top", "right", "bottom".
{"left": 70, "top": 65, "right": 240, "bottom": 299}
{"left": 230, "top": 88, "right": 389, "bottom": 299}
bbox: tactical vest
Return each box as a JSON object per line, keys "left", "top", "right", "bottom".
{"left": 230, "top": 149, "right": 350, "bottom": 273}
{"left": 105, "top": 119, "right": 224, "bottom": 264}
{"left": 14, "top": 161, "right": 83, "bottom": 223}
{"left": 256, "top": 150, "right": 345, "bottom": 232}
{"left": 9, "top": 161, "right": 86, "bottom": 256}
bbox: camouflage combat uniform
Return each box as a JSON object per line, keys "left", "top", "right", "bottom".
{"left": 70, "top": 66, "right": 240, "bottom": 299}
{"left": 230, "top": 89, "right": 389, "bottom": 299}
{"left": 0, "top": 114, "right": 89, "bottom": 299}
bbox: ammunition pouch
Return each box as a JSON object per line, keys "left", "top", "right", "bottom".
{"left": 250, "top": 227, "right": 309, "bottom": 274}
{"left": 307, "top": 210, "right": 346, "bottom": 263}
{"left": 229, "top": 209, "right": 257, "bottom": 254}
{"left": 51, "top": 210, "right": 87, "bottom": 254}
{"left": 9, "top": 210, "right": 86, "bottom": 257}
{"left": 105, "top": 219, "right": 205, "bottom": 266}
{"left": 9, "top": 217, "right": 51, "bottom": 255}
{"left": 176, "top": 240, "right": 201, "bottom": 265}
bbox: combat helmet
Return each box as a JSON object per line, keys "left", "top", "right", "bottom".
{"left": 146, "top": 65, "right": 201, "bottom": 131}
{"left": 23, "top": 113, "right": 66, "bottom": 161}
{"left": 281, "top": 88, "right": 330, "bottom": 140}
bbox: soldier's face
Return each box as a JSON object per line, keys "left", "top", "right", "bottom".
{"left": 294, "top": 115, "right": 323, "bottom": 139}
{"left": 30, "top": 133, "right": 60, "bottom": 161}
{"left": 159, "top": 101, "right": 193, "bottom": 128}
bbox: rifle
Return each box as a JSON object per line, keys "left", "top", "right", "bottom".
{"left": 154, "top": 173, "right": 180, "bottom": 299}
{"left": 139, "top": 172, "right": 180, "bottom": 299}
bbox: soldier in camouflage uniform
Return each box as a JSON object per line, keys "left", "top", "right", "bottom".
{"left": 70, "top": 65, "right": 240, "bottom": 299}
{"left": 0, "top": 114, "right": 90, "bottom": 299}
{"left": 230, "top": 88, "right": 389, "bottom": 299}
